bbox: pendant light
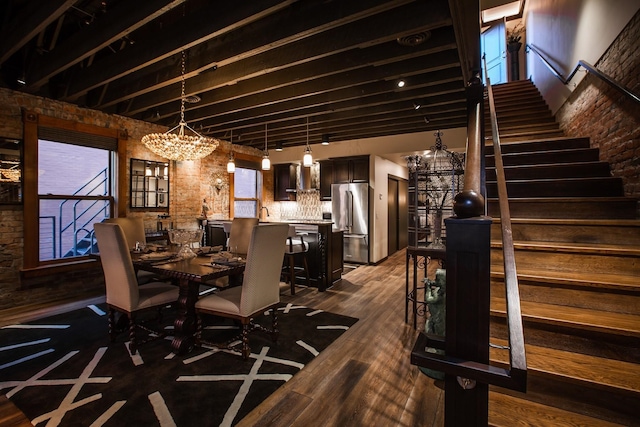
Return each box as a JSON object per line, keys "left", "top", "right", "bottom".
{"left": 261, "top": 124, "right": 271, "bottom": 170}
{"left": 303, "top": 117, "right": 313, "bottom": 167}
{"left": 226, "top": 129, "right": 236, "bottom": 173}
{"left": 141, "top": 51, "right": 219, "bottom": 161}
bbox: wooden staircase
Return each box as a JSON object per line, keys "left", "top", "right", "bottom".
{"left": 484, "top": 80, "right": 640, "bottom": 426}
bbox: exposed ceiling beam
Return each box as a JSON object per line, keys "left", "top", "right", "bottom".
{"left": 25, "top": 0, "right": 187, "bottom": 90}
{"left": 0, "top": 0, "right": 75, "bottom": 64}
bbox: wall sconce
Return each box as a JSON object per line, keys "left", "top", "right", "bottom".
{"left": 210, "top": 172, "right": 228, "bottom": 193}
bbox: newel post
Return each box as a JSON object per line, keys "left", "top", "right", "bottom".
{"left": 443, "top": 76, "right": 492, "bottom": 426}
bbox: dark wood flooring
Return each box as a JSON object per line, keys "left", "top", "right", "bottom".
{"left": 0, "top": 250, "right": 443, "bottom": 427}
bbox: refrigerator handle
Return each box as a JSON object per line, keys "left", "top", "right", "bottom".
{"left": 347, "top": 190, "right": 354, "bottom": 229}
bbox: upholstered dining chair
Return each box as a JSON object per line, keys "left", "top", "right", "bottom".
{"left": 104, "top": 217, "right": 156, "bottom": 284}
{"left": 211, "top": 217, "right": 260, "bottom": 288}
{"left": 227, "top": 217, "right": 259, "bottom": 256}
{"left": 94, "top": 222, "right": 179, "bottom": 354}
{"left": 195, "top": 223, "right": 289, "bottom": 360}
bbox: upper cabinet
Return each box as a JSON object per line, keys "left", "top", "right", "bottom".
{"left": 130, "top": 159, "right": 169, "bottom": 210}
{"left": 273, "top": 163, "right": 297, "bottom": 201}
{"left": 319, "top": 155, "right": 369, "bottom": 199}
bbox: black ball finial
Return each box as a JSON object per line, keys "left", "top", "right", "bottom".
{"left": 453, "top": 190, "right": 485, "bottom": 218}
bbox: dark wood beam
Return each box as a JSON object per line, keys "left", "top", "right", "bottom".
{"left": 25, "top": 0, "right": 187, "bottom": 90}
{"left": 145, "top": 28, "right": 459, "bottom": 122}
{"left": 0, "top": 0, "right": 75, "bottom": 64}
{"left": 61, "top": 0, "right": 293, "bottom": 101}
{"left": 94, "top": 0, "right": 451, "bottom": 111}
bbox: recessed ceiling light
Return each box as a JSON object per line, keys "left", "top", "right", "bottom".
{"left": 397, "top": 79, "right": 405, "bottom": 88}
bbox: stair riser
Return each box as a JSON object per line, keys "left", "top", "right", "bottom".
{"left": 486, "top": 149, "right": 600, "bottom": 167}
{"left": 486, "top": 162, "right": 611, "bottom": 181}
{"left": 485, "top": 138, "right": 591, "bottom": 155}
{"left": 488, "top": 200, "right": 638, "bottom": 219}
{"left": 489, "top": 131, "right": 566, "bottom": 143}
{"left": 488, "top": 356, "right": 640, "bottom": 426}
{"left": 490, "top": 123, "right": 560, "bottom": 134}
{"left": 490, "top": 281, "right": 640, "bottom": 315}
{"left": 491, "top": 249, "right": 640, "bottom": 276}
{"left": 491, "top": 318, "right": 640, "bottom": 364}
{"left": 486, "top": 178, "right": 624, "bottom": 198}
{"left": 491, "top": 222, "right": 640, "bottom": 246}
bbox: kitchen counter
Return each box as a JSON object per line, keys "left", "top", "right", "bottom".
{"left": 204, "top": 219, "right": 342, "bottom": 291}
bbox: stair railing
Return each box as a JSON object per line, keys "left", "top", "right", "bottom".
{"left": 56, "top": 168, "right": 110, "bottom": 257}
{"left": 527, "top": 43, "right": 640, "bottom": 104}
{"left": 410, "top": 71, "right": 527, "bottom": 425}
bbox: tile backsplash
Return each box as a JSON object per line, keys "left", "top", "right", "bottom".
{"left": 272, "top": 190, "right": 331, "bottom": 220}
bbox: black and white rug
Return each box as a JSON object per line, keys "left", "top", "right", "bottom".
{"left": 0, "top": 303, "right": 357, "bottom": 427}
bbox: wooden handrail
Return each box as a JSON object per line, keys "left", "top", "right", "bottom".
{"left": 411, "top": 69, "right": 527, "bottom": 396}
{"left": 527, "top": 43, "right": 640, "bottom": 104}
{"left": 485, "top": 73, "right": 527, "bottom": 377}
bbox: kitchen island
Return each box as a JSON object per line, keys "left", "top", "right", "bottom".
{"left": 205, "top": 219, "right": 342, "bottom": 291}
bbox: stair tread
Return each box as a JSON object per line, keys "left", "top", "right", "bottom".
{"left": 486, "top": 176, "right": 622, "bottom": 185}
{"left": 491, "top": 239, "right": 640, "bottom": 256}
{"left": 494, "top": 218, "right": 640, "bottom": 226}
{"left": 491, "top": 298, "right": 640, "bottom": 337}
{"left": 489, "top": 392, "right": 624, "bottom": 427}
{"left": 488, "top": 196, "right": 637, "bottom": 202}
{"left": 490, "top": 338, "right": 640, "bottom": 395}
{"left": 491, "top": 267, "right": 640, "bottom": 290}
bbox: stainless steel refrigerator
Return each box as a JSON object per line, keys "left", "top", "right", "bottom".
{"left": 331, "top": 183, "right": 369, "bottom": 263}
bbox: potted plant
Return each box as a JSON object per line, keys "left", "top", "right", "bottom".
{"left": 507, "top": 23, "right": 524, "bottom": 80}
{"left": 507, "top": 23, "right": 524, "bottom": 52}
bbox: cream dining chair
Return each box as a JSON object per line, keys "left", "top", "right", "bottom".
{"left": 94, "top": 222, "right": 179, "bottom": 354}
{"left": 211, "top": 217, "right": 260, "bottom": 288}
{"left": 195, "top": 223, "right": 289, "bottom": 359}
{"left": 104, "top": 217, "right": 157, "bottom": 284}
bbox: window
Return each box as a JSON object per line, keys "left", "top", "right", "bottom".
{"left": 233, "top": 167, "right": 261, "bottom": 218}
{"left": 38, "top": 140, "right": 114, "bottom": 261}
{"left": 22, "top": 111, "right": 125, "bottom": 269}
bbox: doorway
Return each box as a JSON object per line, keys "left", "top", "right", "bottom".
{"left": 481, "top": 19, "right": 507, "bottom": 85}
{"left": 388, "top": 176, "right": 408, "bottom": 256}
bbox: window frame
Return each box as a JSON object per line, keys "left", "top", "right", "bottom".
{"left": 227, "top": 152, "right": 264, "bottom": 219}
{"left": 22, "top": 110, "right": 127, "bottom": 270}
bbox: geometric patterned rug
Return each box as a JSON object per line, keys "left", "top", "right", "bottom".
{"left": 0, "top": 302, "right": 357, "bottom": 427}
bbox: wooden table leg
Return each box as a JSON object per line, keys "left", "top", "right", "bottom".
{"left": 171, "top": 278, "right": 199, "bottom": 354}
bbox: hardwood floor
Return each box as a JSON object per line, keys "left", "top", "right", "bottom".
{"left": 242, "top": 250, "right": 443, "bottom": 427}
{"left": 0, "top": 250, "right": 444, "bottom": 427}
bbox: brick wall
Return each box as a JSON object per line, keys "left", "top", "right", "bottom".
{"left": 555, "top": 11, "right": 640, "bottom": 205}
{"left": 0, "top": 87, "right": 263, "bottom": 310}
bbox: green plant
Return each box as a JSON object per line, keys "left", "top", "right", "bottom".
{"left": 507, "top": 23, "right": 524, "bottom": 44}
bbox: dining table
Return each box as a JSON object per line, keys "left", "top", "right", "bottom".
{"left": 133, "top": 251, "right": 245, "bottom": 354}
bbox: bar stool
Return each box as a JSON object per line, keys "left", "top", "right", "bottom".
{"left": 282, "top": 225, "right": 310, "bottom": 295}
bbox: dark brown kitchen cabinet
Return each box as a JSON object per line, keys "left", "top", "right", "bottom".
{"left": 333, "top": 156, "right": 369, "bottom": 183}
{"left": 273, "top": 163, "right": 297, "bottom": 201}
{"left": 350, "top": 156, "right": 369, "bottom": 182}
{"left": 319, "top": 156, "right": 369, "bottom": 199}
{"left": 319, "top": 160, "right": 334, "bottom": 200}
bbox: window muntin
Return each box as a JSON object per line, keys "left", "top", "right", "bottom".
{"left": 233, "top": 167, "right": 260, "bottom": 218}
{"left": 37, "top": 140, "right": 114, "bottom": 261}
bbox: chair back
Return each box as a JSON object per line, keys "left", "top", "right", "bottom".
{"left": 240, "top": 224, "right": 288, "bottom": 315}
{"left": 228, "top": 217, "right": 259, "bottom": 255}
{"left": 94, "top": 222, "right": 140, "bottom": 311}
{"left": 286, "top": 225, "right": 308, "bottom": 253}
{"left": 104, "top": 217, "right": 146, "bottom": 250}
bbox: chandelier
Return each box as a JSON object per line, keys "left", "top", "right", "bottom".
{"left": 142, "top": 51, "right": 218, "bottom": 161}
